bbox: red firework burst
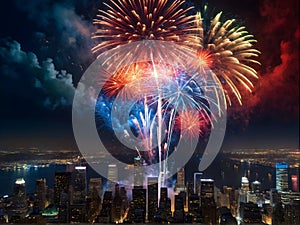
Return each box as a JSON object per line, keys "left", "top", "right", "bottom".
{"left": 174, "top": 110, "right": 210, "bottom": 139}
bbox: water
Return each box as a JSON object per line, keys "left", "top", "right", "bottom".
{"left": 0, "top": 156, "right": 277, "bottom": 197}
{"left": 0, "top": 164, "right": 102, "bottom": 196}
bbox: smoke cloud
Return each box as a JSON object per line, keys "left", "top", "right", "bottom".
{"left": 0, "top": 40, "right": 75, "bottom": 110}
{"left": 228, "top": 0, "right": 299, "bottom": 128}
{"left": 250, "top": 0, "right": 299, "bottom": 121}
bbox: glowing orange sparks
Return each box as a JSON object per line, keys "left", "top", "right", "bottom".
{"left": 102, "top": 62, "right": 175, "bottom": 97}
{"left": 175, "top": 110, "right": 210, "bottom": 138}
{"left": 197, "top": 50, "right": 213, "bottom": 69}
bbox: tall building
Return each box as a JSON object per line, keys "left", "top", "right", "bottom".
{"left": 54, "top": 172, "right": 72, "bottom": 205}
{"left": 147, "top": 177, "right": 158, "bottom": 223}
{"left": 174, "top": 194, "right": 185, "bottom": 223}
{"left": 175, "top": 167, "right": 185, "bottom": 193}
{"left": 241, "top": 177, "right": 250, "bottom": 193}
{"left": 251, "top": 180, "right": 261, "bottom": 193}
{"left": 188, "top": 193, "right": 201, "bottom": 223}
{"left": 14, "top": 178, "right": 26, "bottom": 202}
{"left": 239, "top": 177, "right": 249, "bottom": 203}
{"left": 89, "top": 177, "right": 102, "bottom": 199}
{"left": 134, "top": 157, "right": 144, "bottom": 188}
{"left": 98, "top": 191, "right": 112, "bottom": 223}
{"left": 222, "top": 186, "right": 234, "bottom": 209}
{"left": 87, "top": 178, "right": 102, "bottom": 222}
{"left": 6, "top": 178, "right": 29, "bottom": 221}
{"left": 276, "top": 162, "right": 289, "bottom": 192}
{"left": 34, "top": 178, "right": 47, "bottom": 211}
{"left": 120, "top": 187, "right": 129, "bottom": 218}
{"left": 107, "top": 164, "right": 118, "bottom": 191}
{"left": 54, "top": 172, "right": 72, "bottom": 223}
{"left": 291, "top": 174, "right": 299, "bottom": 192}
{"left": 200, "top": 179, "right": 214, "bottom": 200}
{"left": 112, "top": 183, "right": 123, "bottom": 223}
{"left": 186, "top": 181, "right": 194, "bottom": 211}
{"left": 72, "top": 166, "right": 87, "bottom": 204}
{"left": 157, "top": 187, "right": 172, "bottom": 222}
{"left": 193, "top": 172, "right": 202, "bottom": 195}
{"left": 200, "top": 179, "right": 216, "bottom": 225}
{"left": 70, "top": 166, "right": 87, "bottom": 223}
{"left": 130, "top": 188, "right": 146, "bottom": 223}
{"left": 187, "top": 181, "right": 194, "bottom": 197}
{"left": 159, "top": 187, "right": 169, "bottom": 209}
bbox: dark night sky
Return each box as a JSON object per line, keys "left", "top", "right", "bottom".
{"left": 0, "top": 0, "right": 299, "bottom": 150}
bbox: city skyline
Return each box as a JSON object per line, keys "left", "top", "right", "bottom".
{"left": 0, "top": 157, "right": 299, "bottom": 224}
{"left": 0, "top": 0, "right": 299, "bottom": 224}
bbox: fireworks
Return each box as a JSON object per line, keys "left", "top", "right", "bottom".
{"left": 96, "top": 56, "right": 217, "bottom": 168}
{"left": 195, "top": 7, "right": 260, "bottom": 105}
{"left": 91, "top": 0, "right": 260, "bottom": 184}
{"left": 92, "top": 0, "right": 197, "bottom": 54}
{"left": 102, "top": 61, "right": 176, "bottom": 98}
{"left": 93, "top": 1, "right": 260, "bottom": 105}
{"left": 174, "top": 110, "right": 210, "bottom": 139}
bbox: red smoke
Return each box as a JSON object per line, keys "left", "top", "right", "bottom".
{"left": 230, "top": 0, "right": 299, "bottom": 124}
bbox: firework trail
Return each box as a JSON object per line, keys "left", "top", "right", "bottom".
{"left": 96, "top": 58, "right": 215, "bottom": 186}
{"left": 195, "top": 5, "right": 260, "bottom": 105}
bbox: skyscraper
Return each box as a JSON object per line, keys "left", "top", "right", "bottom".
{"left": 174, "top": 194, "right": 185, "bottom": 223}
{"left": 112, "top": 183, "right": 123, "bottom": 223}
{"left": 239, "top": 177, "right": 249, "bottom": 203}
{"left": 72, "top": 166, "right": 87, "bottom": 204}
{"left": 120, "top": 187, "right": 129, "bottom": 218}
{"left": 251, "top": 180, "right": 261, "bottom": 193}
{"left": 187, "top": 193, "right": 201, "bottom": 223}
{"left": 200, "top": 179, "right": 215, "bottom": 200}
{"left": 6, "top": 178, "right": 29, "bottom": 221}
{"left": 291, "top": 175, "right": 299, "bottom": 192}
{"left": 134, "top": 157, "right": 144, "bottom": 188}
{"left": 54, "top": 172, "right": 72, "bottom": 223}
{"left": 200, "top": 179, "right": 216, "bottom": 225}
{"left": 276, "top": 162, "right": 289, "bottom": 192}
{"left": 175, "top": 167, "right": 185, "bottom": 193}
{"left": 291, "top": 167, "right": 300, "bottom": 192}
{"left": 14, "top": 178, "right": 26, "bottom": 202}
{"left": 98, "top": 191, "right": 113, "bottom": 223}
{"left": 147, "top": 177, "right": 158, "bottom": 223}
{"left": 159, "top": 187, "right": 168, "bottom": 207}
{"left": 241, "top": 177, "right": 250, "bottom": 193}
{"left": 87, "top": 178, "right": 102, "bottom": 222}
{"left": 222, "top": 186, "right": 234, "bottom": 209}
{"left": 193, "top": 172, "right": 202, "bottom": 195}
{"left": 54, "top": 172, "right": 72, "bottom": 205}
{"left": 130, "top": 188, "right": 146, "bottom": 223}
{"left": 89, "top": 177, "right": 102, "bottom": 199}
{"left": 157, "top": 187, "right": 172, "bottom": 222}
{"left": 34, "top": 178, "right": 47, "bottom": 211}
{"left": 107, "top": 164, "right": 118, "bottom": 191}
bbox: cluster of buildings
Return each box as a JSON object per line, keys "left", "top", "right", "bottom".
{"left": 0, "top": 161, "right": 299, "bottom": 224}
